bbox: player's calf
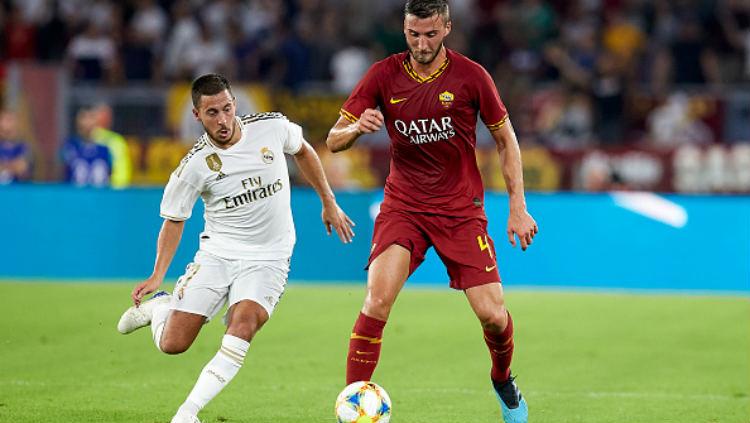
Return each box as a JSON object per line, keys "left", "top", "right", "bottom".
{"left": 158, "top": 310, "right": 206, "bottom": 354}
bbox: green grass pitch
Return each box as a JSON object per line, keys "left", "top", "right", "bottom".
{"left": 0, "top": 281, "right": 748, "bottom": 423}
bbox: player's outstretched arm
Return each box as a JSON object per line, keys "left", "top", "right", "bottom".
{"left": 293, "top": 141, "right": 356, "bottom": 243}
{"left": 491, "top": 120, "right": 539, "bottom": 251}
{"left": 326, "top": 109, "right": 384, "bottom": 153}
{"left": 131, "top": 219, "right": 185, "bottom": 306}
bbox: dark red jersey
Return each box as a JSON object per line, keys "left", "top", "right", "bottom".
{"left": 341, "top": 48, "right": 508, "bottom": 217}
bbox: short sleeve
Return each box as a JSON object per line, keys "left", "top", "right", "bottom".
{"left": 160, "top": 169, "right": 201, "bottom": 221}
{"left": 475, "top": 66, "right": 509, "bottom": 131}
{"left": 283, "top": 120, "right": 304, "bottom": 155}
{"left": 340, "top": 63, "right": 381, "bottom": 123}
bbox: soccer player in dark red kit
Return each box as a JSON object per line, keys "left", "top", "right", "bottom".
{"left": 325, "top": 1, "right": 537, "bottom": 422}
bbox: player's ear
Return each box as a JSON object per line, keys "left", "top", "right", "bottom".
{"left": 192, "top": 108, "right": 200, "bottom": 121}
{"left": 444, "top": 20, "right": 452, "bottom": 36}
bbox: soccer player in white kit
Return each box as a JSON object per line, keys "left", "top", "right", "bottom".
{"left": 116, "top": 74, "right": 355, "bottom": 423}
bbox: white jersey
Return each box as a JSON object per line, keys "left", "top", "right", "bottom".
{"left": 160, "top": 112, "right": 304, "bottom": 260}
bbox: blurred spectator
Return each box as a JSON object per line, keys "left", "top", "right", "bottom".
{"left": 122, "top": 0, "right": 167, "bottom": 81}
{"left": 601, "top": 3, "right": 646, "bottom": 68}
{"left": 0, "top": 109, "right": 32, "bottom": 183}
{"left": 373, "top": 8, "right": 406, "bottom": 56}
{"left": 162, "top": 0, "right": 200, "bottom": 80}
{"left": 178, "top": 19, "right": 234, "bottom": 79}
{"left": 1, "top": 0, "right": 749, "bottom": 193}
{"left": 717, "top": 0, "right": 750, "bottom": 80}
{"left": 65, "top": 21, "right": 117, "bottom": 81}
{"left": 90, "top": 104, "right": 132, "bottom": 188}
{"left": 537, "top": 87, "right": 594, "bottom": 150}
{"left": 61, "top": 108, "right": 111, "bottom": 187}
{"left": 545, "top": 45, "right": 628, "bottom": 145}
{"left": 35, "top": 2, "right": 68, "bottom": 62}
{"left": 331, "top": 40, "right": 372, "bottom": 94}
{"left": 647, "top": 92, "right": 715, "bottom": 148}
{"left": 652, "top": 14, "right": 721, "bottom": 92}
{"left": 3, "top": 5, "right": 37, "bottom": 61}
{"left": 277, "top": 18, "right": 313, "bottom": 91}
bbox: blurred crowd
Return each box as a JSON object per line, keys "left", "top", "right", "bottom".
{"left": 2, "top": 0, "right": 748, "bottom": 91}
{"left": 1, "top": 0, "right": 750, "bottom": 191}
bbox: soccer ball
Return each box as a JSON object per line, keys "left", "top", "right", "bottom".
{"left": 335, "top": 381, "right": 392, "bottom": 423}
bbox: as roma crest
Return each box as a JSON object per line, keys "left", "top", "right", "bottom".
{"left": 439, "top": 91, "right": 454, "bottom": 108}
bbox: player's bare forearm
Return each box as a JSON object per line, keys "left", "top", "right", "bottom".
{"left": 132, "top": 219, "right": 184, "bottom": 305}
{"left": 294, "top": 141, "right": 336, "bottom": 205}
{"left": 326, "top": 109, "right": 384, "bottom": 153}
{"left": 151, "top": 219, "right": 185, "bottom": 281}
{"left": 294, "top": 141, "right": 356, "bottom": 243}
{"left": 492, "top": 121, "right": 526, "bottom": 210}
{"left": 326, "top": 117, "right": 362, "bottom": 153}
{"left": 491, "top": 120, "right": 539, "bottom": 250}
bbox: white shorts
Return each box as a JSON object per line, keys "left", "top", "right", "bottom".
{"left": 170, "top": 250, "right": 289, "bottom": 321}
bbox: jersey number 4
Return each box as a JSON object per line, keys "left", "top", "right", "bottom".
{"left": 477, "top": 234, "right": 494, "bottom": 260}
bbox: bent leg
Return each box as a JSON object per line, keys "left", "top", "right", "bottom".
{"left": 465, "top": 282, "right": 513, "bottom": 382}
{"left": 347, "top": 244, "right": 410, "bottom": 384}
{"left": 176, "top": 300, "right": 267, "bottom": 420}
{"left": 362, "top": 244, "right": 411, "bottom": 320}
{"left": 158, "top": 310, "right": 206, "bottom": 355}
{"left": 225, "top": 299, "right": 269, "bottom": 341}
{"left": 466, "top": 283, "right": 527, "bottom": 423}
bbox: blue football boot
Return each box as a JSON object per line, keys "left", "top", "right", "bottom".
{"left": 493, "top": 375, "right": 528, "bottom": 423}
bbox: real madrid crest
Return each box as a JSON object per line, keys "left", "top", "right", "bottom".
{"left": 261, "top": 147, "right": 275, "bottom": 164}
{"left": 205, "top": 153, "right": 223, "bottom": 171}
{"left": 439, "top": 90, "right": 454, "bottom": 108}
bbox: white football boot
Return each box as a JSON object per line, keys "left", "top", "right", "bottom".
{"left": 117, "top": 291, "right": 171, "bottom": 334}
{"left": 170, "top": 410, "right": 201, "bottom": 423}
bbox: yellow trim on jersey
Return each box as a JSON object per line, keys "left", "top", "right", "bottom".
{"left": 486, "top": 115, "right": 509, "bottom": 132}
{"left": 340, "top": 108, "right": 359, "bottom": 123}
{"left": 351, "top": 333, "right": 383, "bottom": 344}
{"left": 403, "top": 57, "right": 450, "bottom": 83}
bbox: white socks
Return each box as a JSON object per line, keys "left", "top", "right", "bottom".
{"left": 178, "top": 334, "right": 250, "bottom": 416}
{"left": 150, "top": 302, "right": 171, "bottom": 352}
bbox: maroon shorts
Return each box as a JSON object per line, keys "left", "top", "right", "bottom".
{"left": 367, "top": 209, "right": 501, "bottom": 290}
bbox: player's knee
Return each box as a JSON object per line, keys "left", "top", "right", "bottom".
{"left": 363, "top": 295, "right": 393, "bottom": 320}
{"left": 479, "top": 306, "right": 508, "bottom": 334}
{"left": 159, "top": 338, "right": 190, "bottom": 355}
{"left": 227, "top": 320, "right": 262, "bottom": 341}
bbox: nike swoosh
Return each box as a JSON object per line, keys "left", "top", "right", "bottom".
{"left": 355, "top": 350, "right": 375, "bottom": 355}
{"left": 485, "top": 265, "right": 497, "bottom": 272}
{"left": 390, "top": 97, "right": 407, "bottom": 104}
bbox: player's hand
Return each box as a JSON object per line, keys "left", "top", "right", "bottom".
{"left": 507, "top": 209, "right": 538, "bottom": 251}
{"left": 131, "top": 276, "right": 162, "bottom": 307}
{"left": 322, "top": 202, "right": 356, "bottom": 243}
{"left": 356, "top": 108, "right": 384, "bottom": 134}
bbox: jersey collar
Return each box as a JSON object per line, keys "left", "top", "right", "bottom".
{"left": 402, "top": 50, "right": 450, "bottom": 84}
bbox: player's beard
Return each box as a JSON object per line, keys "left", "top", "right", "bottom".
{"left": 410, "top": 41, "right": 443, "bottom": 65}
{"left": 208, "top": 120, "right": 236, "bottom": 146}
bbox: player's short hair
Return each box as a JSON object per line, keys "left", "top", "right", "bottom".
{"left": 191, "top": 73, "right": 233, "bottom": 107}
{"left": 404, "top": 0, "right": 450, "bottom": 22}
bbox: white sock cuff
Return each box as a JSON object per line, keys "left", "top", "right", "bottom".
{"left": 151, "top": 303, "right": 171, "bottom": 352}
{"left": 219, "top": 334, "right": 249, "bottom": 366}
{"left": 223, "top": 334, "right": 250, "bottom": 352}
